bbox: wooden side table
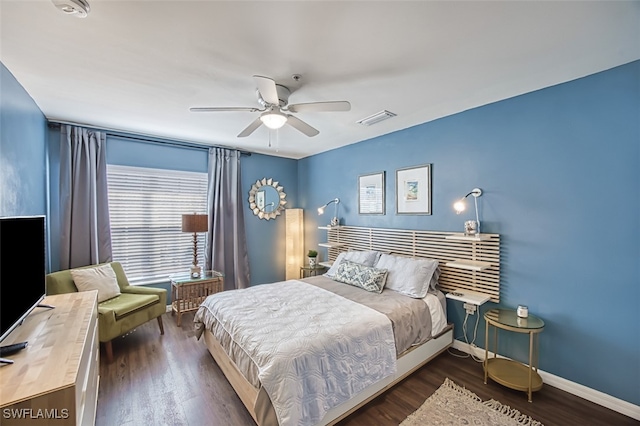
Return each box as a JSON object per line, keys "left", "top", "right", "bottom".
{"left": 170, "top": 270, "right": 224, "bottom": 326}
{"left": 484, "top": 308, "right": 544, "bottom": 402}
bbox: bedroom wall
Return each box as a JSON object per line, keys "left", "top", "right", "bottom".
{"left": 242, "top": 153, "right": 299, "bottom": 286}
{"left": 0, "top": 63, "right": 47, "bottom": 219}
{"left": 298, "top": 60, "right": 640, "bottom": 406}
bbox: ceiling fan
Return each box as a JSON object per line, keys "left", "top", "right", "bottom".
{"left": 190, "top": 75, "right": 351, "bottom": 138}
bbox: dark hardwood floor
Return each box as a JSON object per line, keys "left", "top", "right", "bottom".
{"left": 96, "top": 312, "right": 638, "bottom": 426}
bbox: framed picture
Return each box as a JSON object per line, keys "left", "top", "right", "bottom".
{"left": 396, "top": 164, "right": 432, "bottom": 215}
{"left": 358, "top": 172, "right": 385, "bottom": 215}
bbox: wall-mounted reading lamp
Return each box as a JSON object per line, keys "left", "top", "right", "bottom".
{"left": 318, "top": 198, "right": 340, "bottom": 227}
{"left": 453, "top": 188, "right": 482, "bottom": 236}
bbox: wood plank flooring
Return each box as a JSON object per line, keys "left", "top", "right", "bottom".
{"left": 96, "top": 312, "right": 638, "bottom": 426}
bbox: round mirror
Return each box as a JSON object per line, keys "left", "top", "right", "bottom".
{"left": 248, "top": 178, "right": 287, "bottom": 220}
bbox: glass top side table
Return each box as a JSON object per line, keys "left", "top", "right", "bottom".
{"left": 300, "top": 265, "right": 326, "bottom": 279}
{"left": 170, "top": 270, "right": 224, "bottom": 326}
{"left": 484, "top": 308, "right": 545, "bottom": 402}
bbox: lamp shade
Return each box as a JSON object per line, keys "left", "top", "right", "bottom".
{"left": 181, "top": 214, "right": 208, "bottom": 233}
{"left": 285, "top": 209, "right": 304, "bottom": 280}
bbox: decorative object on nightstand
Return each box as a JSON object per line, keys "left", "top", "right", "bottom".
{"left": 318, "top": 198, "right": 340, "bottom": 227}
{"left": 307, "top": 249, "right": 318, "bottom": 268}
{"left": 453, "top": 187, "right": 482, "bottom": 236}
{"left": 484, "top": 308, "right": 545, "bottom": 402}
{"left": 517, "top": 305, "right": 529, "bottom": 318}
{"left": 182, "top": 213, "right": 208, "bottom": 278}
{"left": 170, "top": 270, "right": 224, "bottom": 327}
{"left": 285, "top": 209, "right": 304, "bottom": 280}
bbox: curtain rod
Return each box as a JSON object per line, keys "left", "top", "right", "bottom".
{"left": 47, "top": 120, "right": 252, "bottom": 156}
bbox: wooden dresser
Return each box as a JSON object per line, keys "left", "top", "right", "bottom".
{"left": 0, "top": 291, "right": 99, "bottom": 425}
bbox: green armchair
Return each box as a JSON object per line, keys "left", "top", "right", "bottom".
{"left": 46, "top": 261, "right": 167, "bottom": 362}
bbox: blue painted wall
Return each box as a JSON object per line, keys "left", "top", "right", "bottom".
{"left": 0, "top": 63, "right": 47, "bottom": 219}
{"left": 299, "top": 60, "right": 640, "bottom": 406}
{"left": 242, "top": 153, "right": 298, "bottom": 286}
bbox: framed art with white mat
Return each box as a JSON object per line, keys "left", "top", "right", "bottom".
{"left": 396, "top": 164, "right": 432, "bottom": 215}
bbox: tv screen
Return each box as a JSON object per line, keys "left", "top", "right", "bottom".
{"left": 0, "top": 215, "right": 46, "bottom": 343}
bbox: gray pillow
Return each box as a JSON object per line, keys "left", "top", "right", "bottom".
{"left": 324, "top": 250, "right": 381, "bottom": 278}
{"left": 375, "top": 253, "right": 440, "bottom": 298}
{"left": 332, "top": 260, "right": 388, "bottom": 294}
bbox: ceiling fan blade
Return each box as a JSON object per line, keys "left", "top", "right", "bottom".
{"left": 286, "top": 115, "right": 319, "bottom": 137}
{"left": 287, "top": 101, "right": 351, "bottom": 113}
{"left": 237, "top": 117, "right": 263, "bottom": 138}
{"left": 190, "top": 107, "right": 260, "bottom": 112}
{"left": 253, "top": 75, "right": 280, "bottom": 106}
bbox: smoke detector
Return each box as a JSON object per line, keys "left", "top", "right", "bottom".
{"left": 52, "top": 0, "right": 90, "bottom": 18}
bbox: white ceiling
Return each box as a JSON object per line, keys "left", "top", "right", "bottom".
{"left": 1, "top": 1, "right": 638, "bottom": 159}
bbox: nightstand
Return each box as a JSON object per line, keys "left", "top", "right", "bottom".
{"left": 170, "top": 270, "right": 224, "bottom": 326}
{"left": 484, "top": 308, "right": 545, "bottom": 402}
{"left": 300, "top": 265, "right": 326, "bottom": 279}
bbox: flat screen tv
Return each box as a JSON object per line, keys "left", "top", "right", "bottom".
{"left": 0, "top": 215, "right": 46, "bottom": 344}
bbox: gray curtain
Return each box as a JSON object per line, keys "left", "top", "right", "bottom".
{"left": 59, "top": 125, "right": 112, "bottom": 269}
{"left": 205, "top": 147, "right": 250, "bottom": 289}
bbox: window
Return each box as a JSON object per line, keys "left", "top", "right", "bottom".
{"left": 107, "top": 165, "right": 208, "bottom": 284}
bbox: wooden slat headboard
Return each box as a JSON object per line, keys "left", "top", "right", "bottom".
{"left": 320, "top": 225, "right": 501, "bottom": 303}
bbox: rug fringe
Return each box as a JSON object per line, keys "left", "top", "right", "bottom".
{"left": 484, "top": 399, "right": 544, "bottom": 426}
{"left": 442, "top": 377, "right": 482, "bottom": 402}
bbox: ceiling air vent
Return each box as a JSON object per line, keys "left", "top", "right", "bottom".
{"left": 356, "top": 110, "right": 397, "bottom": 126}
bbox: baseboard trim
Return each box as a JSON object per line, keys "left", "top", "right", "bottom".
{"left": 452, "top": 340, "right": 640, "bottom": 421}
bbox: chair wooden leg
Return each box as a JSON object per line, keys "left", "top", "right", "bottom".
{"left": 157, "top": 315, "right": 164, "bottom": 335}
{"left": 104, "top": 341, "right": 113, "bottom": 363}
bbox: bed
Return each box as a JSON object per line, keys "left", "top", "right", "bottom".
{"left": 194, "top": 251, "right": 454, "bottom": 426}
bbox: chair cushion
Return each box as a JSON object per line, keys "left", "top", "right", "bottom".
{"left": 70, "top": 263, "right": 121, "bottom": 303}
{"left": 99, "top": 293, "right": 159, "bottom": 320}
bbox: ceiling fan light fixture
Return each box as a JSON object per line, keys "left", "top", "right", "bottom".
{"left": 260, "top": 110, "right": 287, "bottom": 130}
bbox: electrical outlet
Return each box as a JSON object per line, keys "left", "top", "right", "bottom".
{"left": 463, "top": 302, "right": 477, "bottom": 315}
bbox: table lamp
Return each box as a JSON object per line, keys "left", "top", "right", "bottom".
{"left": 181, "top": 213, "right": 208, "bottom": 277}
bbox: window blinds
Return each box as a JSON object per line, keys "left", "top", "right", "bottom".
{"left": 107, "top": 164, "right": 208, "bottom": 284}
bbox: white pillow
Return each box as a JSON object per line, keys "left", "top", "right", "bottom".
{"left": 70, "top": 263, "right": 121, "bottom": 303}
{"left": 324, "top": 250, "right": 381, "bottom": 278}
{"left": 375, "top": 253, "right": 439, "bottom": 299}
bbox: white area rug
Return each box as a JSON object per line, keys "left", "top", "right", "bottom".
{"left": 400, "top": 378, "right": 543, "bottom": 426}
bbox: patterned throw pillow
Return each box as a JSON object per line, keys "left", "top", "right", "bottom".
{"left": 333, "top": 260, "right": 388, "bottom": 294}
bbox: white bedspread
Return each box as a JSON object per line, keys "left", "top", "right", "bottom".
{"left": 195, "top": 280, "right": 397, "bottom": 426}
